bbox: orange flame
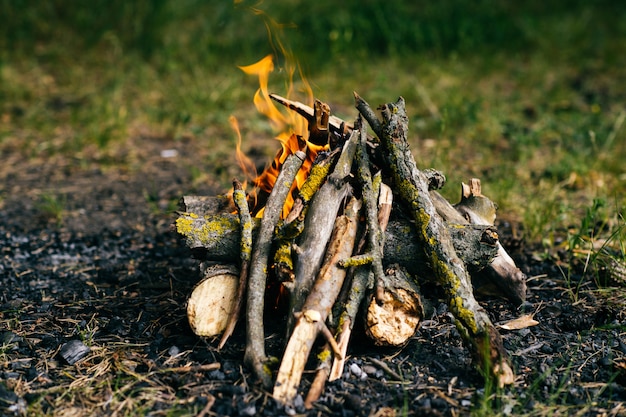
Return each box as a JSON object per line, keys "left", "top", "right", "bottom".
{"left": 238, "top": 54, "right": 327, "bottom": 217}
{"left": 229, "top": 115, "right": 257, "bottom": 188}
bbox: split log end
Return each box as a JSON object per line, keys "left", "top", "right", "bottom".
{"left": 187, "top": 265, "right": 239, "bottom": 337}
{"left": 364, "top": 266, "right": 424, "bottom": 347}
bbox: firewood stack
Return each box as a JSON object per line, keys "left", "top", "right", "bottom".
{"left": 175, "top": 93, "right": 527, "bottom": 406}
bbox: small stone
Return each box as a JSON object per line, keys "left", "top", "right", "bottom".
{"left": 518, "top": 301, "right": 534, "bottom": 313}
{"left": 207, "top": 369, "right": 225, "bottom": 380}
{"left": 343, "top": 394, "right": 362, "bottom": 411}
{"left": 349, "top": 363, "right": 362, "bottom": 378}
{"left": 0, "top": 331, "right": 21, "bottom": 345}
{"left": 59, "top": 340, "right": 90, "bottom": 365}
{"left": 168, "top": 345, "right": 180, "bottom": 356}
{"left": 160, "top": 149, "right": 179, "bottom": 158}
{"left": 238, "top": 404, "right": 256, "bottom": 416}
{"left": 432, "top": 397, "right": 447, "bottom": 409}
{"left": 293, "top": 394, "right": 305, "bottom": 413}
{"left": 362, "top": 365, "right": 377, "bottom": 375}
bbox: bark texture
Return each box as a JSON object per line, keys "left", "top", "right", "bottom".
{"left": 357, "top": 95, "right": 514, "bottom": 386}
{"left": 176, "top": 201, "right": 499, "bottom": 278}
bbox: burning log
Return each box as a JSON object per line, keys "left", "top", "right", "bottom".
{"left": 175, "top": 90, "right": 525, "bottom": 405}
{"left": 272, "top": 155, "right": 329, "bottom": 282}
{"left": 269, "top": 93, "right": 349, "bottom": 140}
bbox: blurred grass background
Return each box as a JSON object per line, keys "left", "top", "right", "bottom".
{"left": 1, "top": 0, "right": 625, "bottom": 248}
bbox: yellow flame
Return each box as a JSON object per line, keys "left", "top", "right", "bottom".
{"left": 229, "top": 115, "right": 257, "bottom": 188}
{"left": 237, "top": 54, "right": 328, "bottom": 218}
{"left": 239, "top": 56, "right": 288, "bottom": 132}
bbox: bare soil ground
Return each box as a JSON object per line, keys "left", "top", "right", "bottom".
{"left": 1, "top": 134, "right": 625, "bottom": 416}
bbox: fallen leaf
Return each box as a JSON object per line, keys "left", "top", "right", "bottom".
{"left": 498, "top": 314, "right": 539, "bottom": 330}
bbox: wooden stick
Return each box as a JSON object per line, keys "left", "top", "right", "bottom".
{"left": 329, "top": 182, "right": 393, "bottom": 381}
{"left": 273, "top": 148, "right": 341, "bottom": 282}
{"left": 304, "top": 344, "right": 332, "bottom": 409}
{"left": 355, "top": 116, "right": 386, "bottom": 302}
{"left": 154, "top": 363, "right": 221, "bottom": 374}
{"left": 218, "top": 179, "right": 252, "bottom": 349}
{"left": 269, "top": 93, "right": 349, "bottom": 139}
{"left": 369, "top": 357, "right": 403, "bottom": 381}
{"left": 357, "top": 95, "right": 514, "bottom": 387}
{"left": 287, "top": 129, "right": 359, "bottom": 331}
{"left": 245, "top": 151, "right": 306, "bottom": 388}
{"left": 308, "top": 99, "right": 331, "bottom": 145}
{"left": 273, "top": 197, "right": 361, "bottom": 405}
{"left": 377, "top": 181, "right": 393, "bottom": 233}
{"left": 354, "top": 91, "right": 382, "bottom": 138}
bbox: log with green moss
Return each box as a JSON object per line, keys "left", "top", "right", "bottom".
{"left": 175, "top": 199, "right": 499, "bottom": 280}
{"left": 356, "top": 95, "right": 514, "bottom": 387}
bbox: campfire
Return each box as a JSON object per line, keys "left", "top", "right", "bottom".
{"left": 175, "top": 55, "right": 527, "bottom": 407}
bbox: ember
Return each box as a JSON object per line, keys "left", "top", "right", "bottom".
{"left": 176, "top": 58, "right": 527, "bottom": 407}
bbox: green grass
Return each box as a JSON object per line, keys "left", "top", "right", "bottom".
{"left": 1, "top": 0, "right": 624, "bottom": 277}
{"left": 36, "top": 192, "right": 67, "bottom": 226}
{"left": 1, "top": 4, "right": 623, "bottom": 278}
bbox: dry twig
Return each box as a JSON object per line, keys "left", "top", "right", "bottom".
{"left": 245, "top": 151, "right": 306, "bottom": 388}
{"left": 219, "top": 179, "right": 252, "bottom": 349}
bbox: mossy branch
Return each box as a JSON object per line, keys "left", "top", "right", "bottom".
{"left": 244, "top": 151, "right": 306, "bottom": 388}
{"left": 176, "top": 204, "right": 498, "bottom": 280}
{"left": 218, "top": 179, "right": 252, "bottom": 350}
{"left": 356, "top": 94, "right": 514, "bottom": 386}
{"left": 355, "top": 115, "right": 386, "bottom": 302}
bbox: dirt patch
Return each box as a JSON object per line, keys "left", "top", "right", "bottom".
{"left": 1, "top": 135, "right": 625, "bottom": 416}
